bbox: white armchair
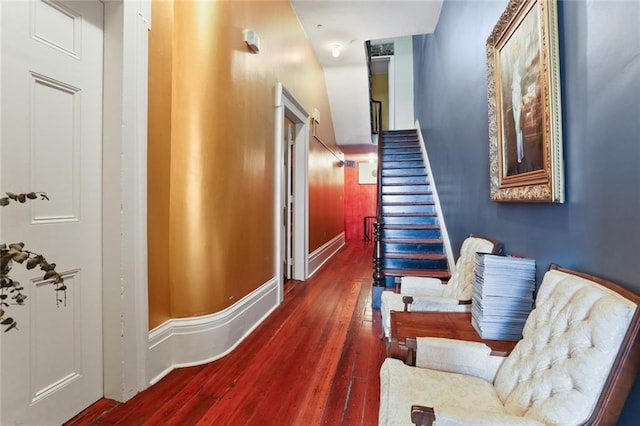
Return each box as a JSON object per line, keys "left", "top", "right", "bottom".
{"left": 379, "top": 264, "right": 640, "bottom": 425}
{"left": 380, "top": 235, "right": 502, "bottom": 339}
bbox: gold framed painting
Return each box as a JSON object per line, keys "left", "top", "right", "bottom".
{"left": 487, "top": 0, "right": 564, "bottom": 202}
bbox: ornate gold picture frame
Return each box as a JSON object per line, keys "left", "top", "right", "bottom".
{"left": 487, "top": 0, "right": 564, "bottom": 202}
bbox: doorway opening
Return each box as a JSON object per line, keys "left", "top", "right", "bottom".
{"left": 274, "top": 83, "right": 309, "bottom": 302}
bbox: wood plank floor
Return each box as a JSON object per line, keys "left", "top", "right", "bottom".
{"left": 67, "top": 241, "right": 386, "bottom": 425}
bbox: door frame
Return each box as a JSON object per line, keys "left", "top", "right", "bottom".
{"left": 102, "top": 0, "right": 150, "bottom": 401}
{"left": 274, "top": 83, "right": 309, "bottom": 302}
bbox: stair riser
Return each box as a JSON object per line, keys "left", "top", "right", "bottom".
{"left": 383, "top": 176, "right": 429, "bottom": 185}
{"left": 383, "top": 228, "right": 442, "bottom": 239}
{"left": 382, "top": 205, "right": 436, "bottom": 214}
{"left": 382, "top": 168, "right": 426, "bottom": 176}
{"left": 383, "top": 258, "right": 448, "bottom": 270}
{"left": 383, "top": 242, "right": 445, "bottom": 254}
{"left": 382, "top": 135, "right": 418, "bottom": 140}
{"left": 382, "top": 194, "right": 434, "bottom": 203}
{"left": 382, "top": 146, "right": 421, "bottom": 153}
{"left": 381, "top": 153, "right": 422, "bottom": 161}
{"left": 383, "top": 216, "right": 439, "bottom": 226}
{"left": 382, "top": 184, "right": 430, "bottom": 194}
{"left": 382, "top": 145, "right": 420, "bottom": 152}
{"left": 382, "top": 161, "right": 424, "bottom": 169}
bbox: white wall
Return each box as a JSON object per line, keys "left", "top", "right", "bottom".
{"left": 324, "top": 65, "right": 372, "bottom": 145}
{"left": 392, "top": 36, "right": 414, "bottom": 129}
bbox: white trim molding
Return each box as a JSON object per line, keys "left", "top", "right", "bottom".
{"left": 147, "top": 277, "right": 280, "bottom": 385}
{"left": 414, "top": 121, "right": 454, "bottom": 272}
{"left": 274, "top": 83, "right": 310, "bottom": 299}
{"left": 102, "top": 0, "right": 150, "bottom": 403}
{"left": 307, "top": 232, "right": 346, "bottom": 278}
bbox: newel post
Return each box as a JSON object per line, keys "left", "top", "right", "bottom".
{"left": 372, "top": 221, "right": 385, "bottom": 308}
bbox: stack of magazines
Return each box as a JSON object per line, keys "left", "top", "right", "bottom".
{"left": 471, "top": 253, "right": 536, "bottom": 341}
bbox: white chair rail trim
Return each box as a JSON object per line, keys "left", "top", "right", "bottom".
{"left": 147, "top": 276, "right": 279, "bottom": 386}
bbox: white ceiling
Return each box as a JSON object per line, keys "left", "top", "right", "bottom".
{"left": 290, "top": 0, "right": 443, "bottom": 146}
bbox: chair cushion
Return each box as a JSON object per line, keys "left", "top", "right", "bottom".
{"left": 442, "top": 237, "right": 496, "bottom": 300}
{"left": 400, "top": 276, "right": 444, "bottom": 296}
{"left": 379, "top": 358, "right": 505, "bottom": 426}
{"left": 494, "top": 270, "right": 637, "bottom": 425}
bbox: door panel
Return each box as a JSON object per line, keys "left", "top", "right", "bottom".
{"left": 283, "top": 116, "right": 295, "bottom": 280}
{"left": 1, "top": 1, "right": 104, "bottom": 424}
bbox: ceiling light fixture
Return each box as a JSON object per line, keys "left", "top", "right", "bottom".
{"left": 331, "top": 44, "right": 341, "bottom": 58}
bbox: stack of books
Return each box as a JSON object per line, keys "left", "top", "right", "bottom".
{"left": 471, "top": 253, "right": 536, "bottom": 341}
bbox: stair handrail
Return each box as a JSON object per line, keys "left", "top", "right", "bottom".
{"left": 364, "top": 40, "right": 386, "bottom": 289}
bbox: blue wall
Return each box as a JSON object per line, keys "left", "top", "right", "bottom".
{"left": 413, "top": 0, "right": 640, "bottom": 422}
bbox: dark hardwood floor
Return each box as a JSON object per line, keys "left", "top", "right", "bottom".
{"left": 67, "top": 241, "right": 385, "bottom": 425}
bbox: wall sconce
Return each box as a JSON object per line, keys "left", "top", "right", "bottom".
{"left": 331, "top": 44, "right": 341, "bottom": 58}
{"left": 336, "top": 160, "right": 345, "bottom": 168}
{"left": 244, "top": 29, "right": 260, "bottom": 53}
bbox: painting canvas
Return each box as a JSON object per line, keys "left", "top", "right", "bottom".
{"left": 487, "top": 0, "right": 564, "bottom": 202}
{"left": 358, "top": 162, "right": 377, "bottom": 185}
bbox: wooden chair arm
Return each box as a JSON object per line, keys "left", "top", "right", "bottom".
{"left": 402, "top": 295, "right": 414, "bottom": 311}
{"left": 386, "top": 337, "right": 418, "bottom": 366}
{"left": 411, "top": 405, "right": 435, "bottom": 426}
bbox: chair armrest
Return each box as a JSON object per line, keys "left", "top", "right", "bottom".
{"left": 411, "top": 405, "right": 545, "bottom": 426}
{"left": 415, "top": 337, "right": 507, "bottom": 383}
{"left": 410, "top": 405, "right": 435, "bottom": 426}
{"left": 400, "top": 276, "right": 445, "bottom": 296}
{"left": 406, "top": 295, "right": 463, "bottom": 312}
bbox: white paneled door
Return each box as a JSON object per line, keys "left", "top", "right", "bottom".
{"left": 1, "top": 1, "right": 104, "bottom": 424}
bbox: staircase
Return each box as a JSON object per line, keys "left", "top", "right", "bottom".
{"left": 378, "top": 129, "right": 450, "bottom": 287}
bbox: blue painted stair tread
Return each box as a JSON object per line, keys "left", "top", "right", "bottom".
{"left": 379, "top": 129, "right": 450, "bottom": 284}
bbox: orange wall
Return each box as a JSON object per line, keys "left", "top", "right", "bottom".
{"left": 344, "top": 155, "right": 377, "bottom": 241}
{"left": 148, "top": 0, "right": 343, "bottom": 327}
{"left": 308, "top": 135, "right": 345, "bottom": 252}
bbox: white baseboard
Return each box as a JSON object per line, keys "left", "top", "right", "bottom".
{"left": 307, "top": 232, "right": 346, "bottom": 278}
{"left": 414, "top": 121, "right": 455, "bottom": 272}
{"left": 147, "top": 276, "right": 280, "bottom": 385}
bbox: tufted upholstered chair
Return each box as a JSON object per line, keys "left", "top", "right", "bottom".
{"left": 380, "top": 235, "right": 501, "bottom": 339}
{"left": 379, "top": 264, "right": 640, "bottom": 426}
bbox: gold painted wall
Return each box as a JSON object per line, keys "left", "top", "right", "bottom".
{"left": 148, "top": 0, "right": 343, "bottom": 327}
{"left": 148, "top": 0, "right": 173, "bottom": 328}
{"left": 372, "top": 73, "right": 389, "bottom": 131}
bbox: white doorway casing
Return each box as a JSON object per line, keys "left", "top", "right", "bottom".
{"left": 274, "top": 82, "right": 310, "bottom": 302}
{"left": 102, "top": 0, "right": 151, "bottom": 401}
